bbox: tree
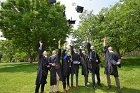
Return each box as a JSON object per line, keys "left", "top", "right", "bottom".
{"left": 0, "top": 40, "right": 15, "bottom": 62}
{"left": 103, "top": 0, "right": 140, "bottom": 55}
{"left": 0, "top": 0, "right": 71, "bottom": 62}
{"left": 73, "top": 0, "right": 140, "bottom": 56}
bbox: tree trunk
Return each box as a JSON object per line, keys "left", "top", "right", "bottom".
{"left": 116, "top": 48, "right": 121, "bottom": 57}
{"left": 9, "top": 56, "right": 13, "bottom": 62}
{"left": 29, "top": 53, "right": 33, "bottom": 63}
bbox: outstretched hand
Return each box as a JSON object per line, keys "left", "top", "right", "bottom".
{"left": 39, "top": 41, "right": 43, "bottom": 46}
{"left": 86, "top": 38, "right": 89, "bottom": 43}
{"left": 58, "top": 40, "right": 61, "bottom": 49}
{"left": 116, "top": 62, "right": 121, "bottom": 65}
{"left": 64, "top": 43, "right": 67, "bottom": 49}
{"left": 79, "top": 46, "right": 82, "bottom": 49}
{"left": 103, "top": 35, "right": 107, "bottom": 46}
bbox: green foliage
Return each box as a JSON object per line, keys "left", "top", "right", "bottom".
{"left": 73, "top": 0, "right": 140, "bottom": 55}
{"left": 0, "top": 40, "right": 29, "bottom": 62}
{"left": 0, "top": 40, "right": 15, "bottom": 62}
{"left": 0, "top": 0, "right": 71, "bottom": 57}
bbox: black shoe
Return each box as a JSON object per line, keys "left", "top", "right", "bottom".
{"left": 117, "top": 88, "right": 121, "bottom": 93}
{"left": 107, "top": 85, "right": 111, "bottom": 90}
{"left": 98, "top": 83, "right": 102, "bottom": 87}
{"left": 85, "top": 85, "right": 88, "bottom": 88}
{"left": 93, "top": 86, "right": 96, "bottom": 90}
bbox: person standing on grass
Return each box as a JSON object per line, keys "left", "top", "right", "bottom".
{"left": 61, "top": 44, "right": 71, "bottom": 93}
{"left": 103, "top": 36, "right": 121, "bottom": 92}
{"left": 79, "top": 48, "right": 89, "bottom": 88}
{"left": 35, "top": 41, "right": 51, "bottom": 93}
{"left": 70, "top": 45, "right": 81, "bottom": 87}
{"left": 49, "top": 40, "right": 62, "bottom": 93}
{"left": 86, "top": 42, "right": 102, "bottom": 90}
{"left": 91, "top": 46, "right": 102, "bottom": 87}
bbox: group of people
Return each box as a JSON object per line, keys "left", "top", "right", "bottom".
{"left": 35, "top": 37, "right": 122, "bottom": 93}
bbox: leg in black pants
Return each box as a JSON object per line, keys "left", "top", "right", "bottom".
{"left": 63, "top": 76, "right": 67, "bottom": 90}
{"left": 71, "top": 73, "right": 74, "bottom": 87}
{"left": 92, "top": 72, "right": 96, "bottom": 89}
{"left": 95, "top": 66, "right": 101, "bottom": 85}
{"left": 41, "top": 84, "right": 45, "bottom": 93}
{"left": 84, "top": 75, "right": 88, "bottom": 87}
{"left": 67, "top": 73, "right": 70, "bottom": 87}
{"left": 71, "top": 66, "right": 74, "bottom": 87}
{"left": 35, "top": 84, "right": 40, "bottom": 93}
{"left": 75, "top": 65, "right": 79, "bottom": 87}
{"left": 91, "top": 68, "right": 96, "bottom": 90}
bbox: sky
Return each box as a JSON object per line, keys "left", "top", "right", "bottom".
{"left": 57, "top": 0, "right": 120, "bottom": 29}
{"left": 57, "top": 0, "right": 120, "bottom": 42}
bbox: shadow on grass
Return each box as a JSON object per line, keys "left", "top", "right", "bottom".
{"left": 122, "top": 57, "right": 140, "bottom": 67}
{"left": 0, "top": 62, "right": 37, "bottom": 73}
{"left": 119, "top": 57, "right": 140, "bottom": 71}
{"left": 67, "top": 83, "right": 140, "bottom": 93}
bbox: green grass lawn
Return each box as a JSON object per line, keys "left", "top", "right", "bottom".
{"left": 0, "top": 57, "right": 140, "bottom": 93}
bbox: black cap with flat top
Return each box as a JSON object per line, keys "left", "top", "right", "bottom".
{"left": 76, "top": 5, "right": 84, "bottom": 13}
{"left": 68, "top": 19, "right": 76, "bottom": 24}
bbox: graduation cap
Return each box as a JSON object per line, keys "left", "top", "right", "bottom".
{"left": 76, "top": 5, "right": 84, "bottom": 13}
{"left": 67, "top": 19, "right": 76, "bottom": 24}
{"left": 49, "top": 0, "right": 56, "bottom": 4}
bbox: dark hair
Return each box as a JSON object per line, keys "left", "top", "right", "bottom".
{"left": 106, "top": 45, "right": 111, "bottom": 48}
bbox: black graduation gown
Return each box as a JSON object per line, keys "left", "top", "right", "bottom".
{"left": 103, "top": 46, "right": 121, "bottom": 77}
{"left": 62, "top": 49, "right": 71, "bottom": 77}
{"left": 89, "top": 50, "right": 98, "bottom": 71}
{"left": 79, "top": 49, "right": 88, "bottom": 77}
{"left": 50, "top": 49, "right": 61, "bottom": 85}
{"left": 86, "top": 43, "right": 101, "bottom": 72}
{"left": 36, "top": 49, "right": 50, "bottom": 85}
{"left": 70, "top": 46, "right": 80, "bottom": 75}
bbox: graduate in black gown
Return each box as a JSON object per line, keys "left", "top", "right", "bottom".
{"left": 86, "top": 42, "right": 101, "bottom": 89}
{"left": 49, "top": 40, "right": 62, "bottom": 93}
{"left": 61, "top": 44, "right": 71, "bottom": 93}
{"left": 91, "top": 46, "right": 102, "bottom": 86}
{"left": 103, "top": 36, "right": 121, "bottom": 92}
{"left": 79, "top": 48, "right": 88, "bottom": 88}
{"left": 35, "top": 41, "right": 51, "bottom": 93}
{"left": 70, "top": 45, "right": 81, "bottom": 87}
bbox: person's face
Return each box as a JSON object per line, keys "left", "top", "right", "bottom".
{"left": 108, "top": 46, "right": 113, "bottom": 51}
{"left": 52, "top": 50, "right": 56, "bottom": 55}
{"left": 43, "top": 51, "right": 47, "bottom": 56}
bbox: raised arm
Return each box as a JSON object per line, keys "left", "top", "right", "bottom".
{"left": 62, "top": 43, "right": 67, "bottom": 58}
{"left": 103, "top": 36, "right": 107, "bottom": 47}
{"left": 103, "top": 36, "right": 108, "bottom": 53}
{"left": 38, "top": 41, "right": 43, "bottom": 60}
{"left": 58, "top": 40, "right": 61, "bottom": 59}
{"left": 70, "top": 45, "right": 74, "bottom": 56}
{"left": 79, "top": 46, "right": 82, "bottom": 57}
{"left": 86, "top": 42, "right": 91, "bottom": 56}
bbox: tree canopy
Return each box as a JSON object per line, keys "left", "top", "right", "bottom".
{"left": 0, "top": 0, "right": 71, "bottom": 59}
{"left": 73, "top": 0, "right": 140, "bottom": 55}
